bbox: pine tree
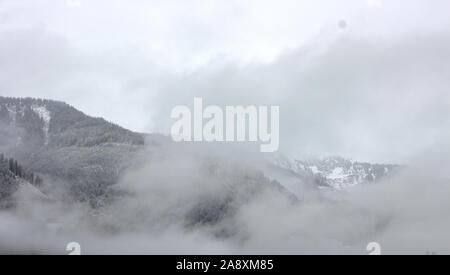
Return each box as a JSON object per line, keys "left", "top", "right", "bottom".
{"left": 9, "top": 158, "right": 14, "bottom": 173}
{"left": 2, "top": 154, "right": 43, "bottom": 185}
{"left": 14, "top": 160, "right": 18, "bottom": 176}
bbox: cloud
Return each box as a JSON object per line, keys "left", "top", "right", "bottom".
{"left": 1, "top": 29, "right": 449, "bottom": 163}
{"left": 1, "top": 141, "right": 450, "bottom": 254}
{"left": 1, "top": 1, "right": 450, "bottom": 162}
{"left": 150, "top": 32, "right": 450, "bottom": 163}
{"left": 1, "top": 0, "right": 450, "bottom": 256}
{"left": 0, "top": 29, "right": 160, "bottom": 132}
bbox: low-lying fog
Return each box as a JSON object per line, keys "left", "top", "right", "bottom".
{"left": 1, "top": 142, "right": 449, "bottom": 255}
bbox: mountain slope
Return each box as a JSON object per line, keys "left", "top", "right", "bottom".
{"left": 0, "top": 157, "right": 19, "bottom": 200}
{"left": 0, "top": 97, "right": 144, "bottom": 149}
{"left": 0, "top": 97, "right": 299, "bottom": 231}
{"left": 0, "top": 96, "right": 397, "bottom": 209}
{"left": 0, "top": 97, "right": 146, "bottom": 203}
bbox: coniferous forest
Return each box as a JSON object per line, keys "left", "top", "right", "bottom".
{"left": 0, "top": 153, "right": 42, "bottom": 199}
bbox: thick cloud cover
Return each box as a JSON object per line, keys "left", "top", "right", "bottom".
{"left": 1, "top": 0, "right": 450, "bottom": 162}
{"left": 0, "top": 1, "right": 450, "bottom": 254}
{"left": 150, "top": 32, "right": 450, "bottom": 163}
{"left": 1, "top": 142, "right": 450, "bottom": 255}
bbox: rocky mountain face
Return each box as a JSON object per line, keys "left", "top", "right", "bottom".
{"left": 269, "top": 155, "right": 398, "bottom": 189}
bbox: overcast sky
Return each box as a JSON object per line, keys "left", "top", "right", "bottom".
{"left": 1, "top": 0, "right": 450, "bottom": 163}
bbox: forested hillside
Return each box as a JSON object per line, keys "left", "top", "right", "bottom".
{"left": 0, "top": 97, "right": 147, "bottom": 204}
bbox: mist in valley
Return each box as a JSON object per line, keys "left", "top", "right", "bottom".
{"left": 1, "top": 0, "right": 450, "bottom": 255}
{"left": 0, "top": 140, "right": 449, "bottom": 255}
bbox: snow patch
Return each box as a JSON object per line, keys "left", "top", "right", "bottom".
{"left": 31, "top": 105, "right": 51, "bottom": 145}
{"left": 309, "top": 166, "right": 320, "bottom": 174}
{"left": 327, "top": 167, "right": 345, "bottom": 180}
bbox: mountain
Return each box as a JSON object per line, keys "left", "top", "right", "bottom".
{"left": 0, "top": 96, "right": 147, "bottom": 204}
{"left": 0, "top": 96, "right": 405, "bottom": 247}
{"left": 0, "top": 96, "right": 297, "bottom": 230}
{"left": 269, "top": 155, "right": 398, "bottom": 190}
{"left": 0, "top": 96, "right": 397, "bottom": 210}
{"left": 0, "top": 97, "right": 144, "bottom": 148}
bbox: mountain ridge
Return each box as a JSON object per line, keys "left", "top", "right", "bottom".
{"left": 269, "top": 154, "right": 399, "bottom": 190}
{"left": 0, "top": 96, "right": 145, "bottom": 148}
{"left": 0, "top": 96, "right": 398, "bottom": 208}
{"left": 0, "top": 96, "right": 147, "bottom": 204}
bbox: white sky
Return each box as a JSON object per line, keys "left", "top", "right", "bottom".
{"left": 4, "top": 0, "right": 446, "bottom": 69}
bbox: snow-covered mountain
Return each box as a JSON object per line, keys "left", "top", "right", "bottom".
{"left": 0, "top": 97, "right": 145, "bottom": 149}
{"left": 269, "top": 155, "right": 398, "bottom": 190}
{"left": 0, "top": 96, "right": 398, "bottom": 211}
{"left": 0, "top": 96, "right": 147, "bottom": 204}
{"left": 0, "top": 97, "right": 298, "bottom": 231}
{"left": 0, "top": 96, "right": 407, "bottom": 253}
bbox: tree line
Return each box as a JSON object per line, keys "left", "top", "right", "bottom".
{"left": 0, "top": 154, "right": 43, "bottom": 186}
